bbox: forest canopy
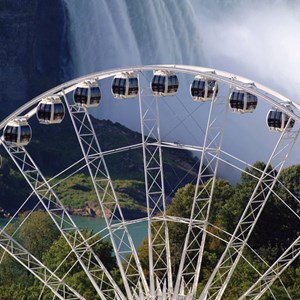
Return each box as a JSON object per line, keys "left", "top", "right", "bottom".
{"left": 0, "top": 161, "right": 299, "bottom": 299}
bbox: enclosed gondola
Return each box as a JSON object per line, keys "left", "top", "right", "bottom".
{"left": 229, "top": 88, "right": 258, "bottom": 113}
{"left": 3, "top": 118, "right": 32, "bottom": 147}
{"left": 73, "top": 80, "right": 101, "bottom": 108}
{"left": 36, "top": 96, "right": 65, "bottom": 125}
{"left": 112, "top": 72, "right": 139, "bottom": 99}
{"left": 190, "top": 75, "right": 218, "bottom": 101}
{"left": 267, "top": 104, "right": 295, "bottom": 132}
{"left": 151, "top": 70, "right": 179, "bottom": 96}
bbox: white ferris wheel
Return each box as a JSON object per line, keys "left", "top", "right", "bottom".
{"left": 0, "top": 65, "right": 299, "bottom": 300}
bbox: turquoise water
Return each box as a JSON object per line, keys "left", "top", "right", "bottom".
{"left": 0, "top": 218, "right": 16, "bottom": 228}
{"left": 0, "top": 219, "right": 7, "bottom": 226}
{"left": 0, "top": 216, "right": 148, "bottom": 251}
{"left": 71, "top": 215, "right": 148, "bottom": 250}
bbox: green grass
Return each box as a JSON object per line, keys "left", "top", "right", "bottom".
{"left": 54, "top": 174, "right": 146, "bottom": 212}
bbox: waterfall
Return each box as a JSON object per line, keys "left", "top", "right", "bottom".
{"left": 64, "top": 0, "right": 142, "bottom": 73}
{"left": 64, "top": 0, "right": 204, "bottom": 74}
{"left": 63, "top": 0, "right": 300, "bottom": 180}
{"left": 64, "top": 0, "right": 300, "bottom": 103}
{"left": 63, "top": 0, "right": 205, "bottom": 132}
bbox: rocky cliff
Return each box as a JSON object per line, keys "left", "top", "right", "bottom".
{"left": 0, "top": 0, "right": 71, "bottom": 119}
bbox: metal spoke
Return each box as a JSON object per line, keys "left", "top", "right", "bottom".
{"left": 0, "top": 228, "right": 85, "bottom": 300}
{"left": 1, "top": 142, "right": 125, "bottom": 300}
{"left": 174, "top": 83, "right": 228, "bottom": 298}
{"left": 200, "top": 125, "right": 299, "bottom": 300}
{"left": 138, "top": 81, "right": 172, "bottom": 298}
{"left": 1, "top": 64, "right": 299, "bottom": 300}
{"left": 64, "top": 93, "right": 148, "bottom": 299}
{"left": 240, "top": 236, "right": 300, "bottom": 300}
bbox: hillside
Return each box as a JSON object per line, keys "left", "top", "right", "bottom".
{"left": 0, "top": 0, "right": 71, "bottom": 121}
{"left": 0, "top": 115, "right": 199, "bottom": 219}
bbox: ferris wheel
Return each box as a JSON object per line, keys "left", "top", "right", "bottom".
{"left": 0, "top": 64, "right": 299, "bottom": 300}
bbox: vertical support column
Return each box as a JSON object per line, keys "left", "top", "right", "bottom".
{"left": 138, "top": 77, "right": 172, "bottom": 298}
{"left": 174, "top": 86, "right": 228, "bottom": 298}
{"left": 64, "top": 93, "right": 148, "bottom": 299}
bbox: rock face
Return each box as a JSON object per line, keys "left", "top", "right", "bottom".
{"left": 69, "top": 201, "right": 148, "bottom": 220}
{"left": 0, "top": 0, "right": 72, "bottom": 120}
{"left": 70, "top": 201, "right": 112, "bottom": 218}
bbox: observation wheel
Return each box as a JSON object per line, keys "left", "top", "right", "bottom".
{"left": 0, "top": 65, "right": 299, "bottom": 300}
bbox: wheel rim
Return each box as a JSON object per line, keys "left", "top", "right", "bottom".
{"left": 0, "top": 65, "right": 299, "bottom": 300}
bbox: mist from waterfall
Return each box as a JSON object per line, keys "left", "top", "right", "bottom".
{"left": 192, "top": 0, "right": 300, "bottom": 101}
{"left": 64, "top": 0, "right": 300, "bottom": 180}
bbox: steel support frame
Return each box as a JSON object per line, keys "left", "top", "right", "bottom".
{"left": 64, "top": 94, "right": 148, "bottom": 299}
{"left": 240, "top": 235, "right": 300, "bottom": 300}
{"left": 174, "top": 86, "right": 228, "bottom": 298}
{"left": 0, "top": 228, "right": 85, "bottom": 300}
{"left": 200, "top": 124, "right": 299, "bottom": 300}
{"left": 194, "top": 218, "right": 291, "bottom": 300}
{"left": 138, "top": 82, "right": 172, "bottom": 298}
{"left": 1, "top": 142, "right": 124, "bottom": 300}
{"left": 1, "top": 65, "right": 299, "bottom": 300}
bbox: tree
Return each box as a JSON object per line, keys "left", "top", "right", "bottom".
{"left": 17, "top": 210, "right": 60, "bottom": 260}
{"left": 0, "top": 157, "right": 31, "bottom": 211}
{"left": 42, "top": 229, "right": 117, "bottom": 299}
{"left": 0, "top": 211, "right": 60, "bottom": 299}
{"left": 137, "top": 180, "right": 235, "bottom": 282}
{"left": 167, "top": 183, "right": 196, "bottom": 277}
{"left": 0, "top": 210, "right": 118, "bottom": 299}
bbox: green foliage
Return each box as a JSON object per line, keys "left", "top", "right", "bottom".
{"left": 0, "top": 283, "right": 41, "bottom": 300}
{"left": 53, "top": 174, "right": 146, "bottom": 217}
{"left": 208, "top": 178, "right": 235, "bottom": 224}
{"left": 41, "top": 229, "right": 116, "bottom": 299}
{"left": 0, "top": 211, "right": 117, "bottom": 299}
{"left": 0, "top": 211, "right": 60, "bottom": 299}
{"left": 53, "top": 173, "right": 95, "bottom": 208}
{"left": 113, "top": 180, "right": 146, "bottom": 205}
{"left": 17, "top": 211, "right": 60, "bottom": 260}
{"left": 42, "top": 229, "right": 116, "bottom": 275}
{"left": 167, "top": 183, "right": 196, "bottom": 276}
{"left": 167, "top": 183, "right": 195, "bottom": 218}
{"left": 0, "top": 255, "right": 29, "bottom": 287}
{"left": 0, "top": 157, "right": 31, "bottom": 212}
{"left": 137, "top": 162, "right": 299, "bottom": 297}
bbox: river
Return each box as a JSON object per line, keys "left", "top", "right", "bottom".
{"left": 0, "top": 216, "right": 148, "bottom": 251}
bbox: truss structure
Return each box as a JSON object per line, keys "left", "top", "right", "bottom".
{"left": 64, "top": 94, "right": 148, "bottom": 298}
{"left": 0, "top": 65, "right": 299, "bottom": 300}
{"left": 138, "top": 84, "right": 172, "bottom": 297}
{"left": 174, "top": 83, "right": 228, "bottom": 297}
{"left": 1, "top": 142, "right": 124, "bottom": 300}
